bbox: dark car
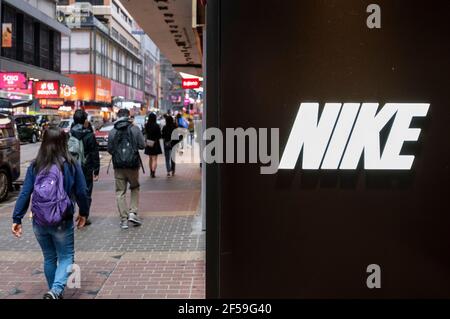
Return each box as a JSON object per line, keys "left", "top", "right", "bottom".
{"left": 14, "top": 115, "right": 41, "bottom": 143}
{"left": 0, "top": 113, "right": 20, "bottom": 201}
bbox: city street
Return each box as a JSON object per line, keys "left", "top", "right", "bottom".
{"left": 0, "top": 143, "right": 205, "bottom": 299}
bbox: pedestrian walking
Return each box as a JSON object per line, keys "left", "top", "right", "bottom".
{"left": 176, "top": 113, "right": 188, "bottom": 153}
{"left": 188, "top": 117, "right": 195, "bottom": 146}
{"left": 107, "top": 108, "right": 145, "bottom": 229}
{"left": 162, "top": 114, "right": 182, "bottom": 177}
{"left": 69, "top": 110, "right": 100, "bottom": 225}
{"left": 144, "top": 113, "right": 162, "bottom": 178}
{"left": 11, "top": 127, "right": 89, "bottom": 299}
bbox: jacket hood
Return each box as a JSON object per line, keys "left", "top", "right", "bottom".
{"left": 70, "top": 123, "right": 91, "bottom": 139}
{"left": 114, "top": 117, "right": 131, "bottom": 130}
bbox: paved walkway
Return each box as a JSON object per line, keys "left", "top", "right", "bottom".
{"left": 0, "top": 151, "right": 205, "bottom": 299}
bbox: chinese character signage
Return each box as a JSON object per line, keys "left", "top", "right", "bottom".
{"left": 34, "top": 81, "right": 60, "bottom": 99}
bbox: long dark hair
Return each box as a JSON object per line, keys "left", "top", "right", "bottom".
{"left": 165, "top": 114, "right": 175, "bottom": 129}
{"left": 35, "top": 128, "right": 75, "bottom": 173}
{"left": 145, "top": 113, "right": 157, "bottom": 135}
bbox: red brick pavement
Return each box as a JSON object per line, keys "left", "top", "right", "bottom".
{"left": 0, "top": 156, "right": 205, "bottom": 299}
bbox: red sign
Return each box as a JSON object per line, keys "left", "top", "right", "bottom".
{"left": 182, "top": 79, "right": 201, "bottom": 89}
{"left": 0, "top": 72, "right": 28, "bottom": 90}
{"left": 34, "top": 80, "right": 60, "bottom": 98}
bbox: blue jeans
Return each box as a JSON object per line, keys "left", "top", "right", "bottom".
{"left": 164, "top": 148, "right": 176, "bottom": 173}
{"left": 33, "top": 219, "right": 75, "bottom": 296}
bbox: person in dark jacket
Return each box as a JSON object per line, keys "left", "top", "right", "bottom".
{"left": 144, "top": 113, "right": 162, "bottom": 178}
{"left": 162, "top": 114, "right": 181, "bottom": 177}
{"left": 108, "top": 108, "right": 145, "bottom": 229}
{"left": 11, "top": 127, "right": 89, "bottom": 299}
{"left": 70, "top": 110, "right": 100, "bottom": 225}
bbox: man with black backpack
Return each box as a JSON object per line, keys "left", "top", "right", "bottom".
{"left": 107, "top": 108, "right": 145, "bottom": 229}
{"left": 69, "top": 110, "right": 100, "bottom": 226}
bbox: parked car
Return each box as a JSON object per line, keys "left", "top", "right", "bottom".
{"left": 59, "top": 119, "right": 74, "bottom": 134}
{"left": 14, "top": 114, "right": 40, "bottom": 143}
{"left": 95, "top": 124, "right": 114, "bottom": 150}
{"left": 0, "top": 113, "right": 20, "bottom": 201}
{"left": 35, "top": 114, "right": 61, "bottom": 130}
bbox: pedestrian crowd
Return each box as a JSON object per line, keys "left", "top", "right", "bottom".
{"left": 10, "top": 108, "right": 191, "bottom": 299}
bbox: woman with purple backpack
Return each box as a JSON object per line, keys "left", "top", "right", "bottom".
{"left": 11, "top": 127, "right": 90, "bottom": 299}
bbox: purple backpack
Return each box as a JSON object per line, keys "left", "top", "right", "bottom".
{"left": 31, "top": 164, "right": 72, "bottom": 226}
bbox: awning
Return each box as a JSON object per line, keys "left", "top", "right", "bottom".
{"left": 121, "top": 0, "right": 204, "bottom": 76}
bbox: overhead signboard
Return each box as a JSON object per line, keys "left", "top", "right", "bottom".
{"left": 182, "top": 78, "right": 201, "bottom": 89}
{"left": 34, "top": 81, "right": 60, "bottom": 99}
{"left": 40, "top": 98, "right": 65, "bottom": 109}
{"left": 0, "top": 72, "right": 28, "bottom": 90}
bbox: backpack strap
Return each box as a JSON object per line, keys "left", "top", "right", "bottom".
{"left": 127, "top": 125, "right": 145, "bottom": 174}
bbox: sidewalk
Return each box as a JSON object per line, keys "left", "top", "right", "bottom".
{"left": 0, "top": 153, "right": 205, "bottom": 299}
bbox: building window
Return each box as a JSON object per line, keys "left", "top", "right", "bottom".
{"left": 111, "top": 28, "right": 119, "bottom": 40}
{"left": 75, "top": 0, "right": 104, "bottom": 5}
{"left": 113, "top": 1, "right": 120, "bottom": 13}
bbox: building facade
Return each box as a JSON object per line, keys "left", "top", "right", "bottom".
{"left": 141, "top": 34, "right": 160, "bottom": 110}
{"left": 58, "top": 0, "right": 149, "bottom": 118}
{"left": 0, "top": 0, "right": 72, "bottom": 112}
{"left": 159, "top": 54, "right": 182, "bottom": 113}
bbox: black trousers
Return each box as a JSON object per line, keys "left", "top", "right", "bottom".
{"left": 83, "top": 171, "right": 94, "bottom": 217}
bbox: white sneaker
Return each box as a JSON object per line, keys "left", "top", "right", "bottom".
{"left": 128, "top": 213, "right": 142, "bottom": 226}
{"left": 120, "top": 220, "right": 129, "bottom": 229}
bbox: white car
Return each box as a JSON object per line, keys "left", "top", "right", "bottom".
{"left": 58, "top": 119, "right": 74, "bottom": 133}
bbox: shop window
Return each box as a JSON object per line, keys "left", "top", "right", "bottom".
{"left": 53, "top": 32, "right": 61, "bottom": 72}
{"left": 23, "top": 16, "right": 34, "bottom": 65}
{"left": 39, "top": 26, "right": 50, "bottom": 69}
{"left": 1, "top": 4, "right": 17, "bottom": 60}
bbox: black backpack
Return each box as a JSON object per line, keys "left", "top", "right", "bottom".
{"left": 112, "top": 125, "right": 140, "bottom": 169}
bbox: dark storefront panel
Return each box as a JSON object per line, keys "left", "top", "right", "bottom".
{"left": 0, "top": 3, "right": 62, "bottom": 73}
{"left": 1, "top": 3, "right": 17, "bottom": 60}
{"left": 207, "top": 0, "right": 450, "bottom": 298}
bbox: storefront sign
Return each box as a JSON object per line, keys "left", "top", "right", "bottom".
{"left": 64, "top": 74, "right": 110, "bottom": 102}
{"left": 2, "top": 23, "right": 12, "bottom": 48}
{"left": 95, "top": 76, "right": 111, "bottom": 102}
{"left": 66, "top": 74, "right": 95, "bottom": 101}
{"left": 60, "top": 84, "right": 77, "bottom": 98}
{"left": 111, "top": 81, "right": 126, "bottom": 98}
{"left": 40, "top": 98, "right": 65, "bottom": 109}
{"left": 0, "top": 72, "right": 28, "bottom": 90}
{"left": 207, "top": 0, "right": 449, "bottom": 299}
{"left": 182, "top": 79, "right": 201, "bottom": 89}
{"left": 279, "top": 103, "right": 430, "bottom": 170}
{"left": 34, "top": 81, "right": 60, "bottom": 99}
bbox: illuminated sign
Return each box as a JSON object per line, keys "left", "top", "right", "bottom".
{"left": 0, "top": 72, "right": 28, "bottom": 89}
{"left": 182, "top": 79, "right": 201, "bottom": 89}
{"left": 2, "top": 23, "right": 12, "bottom": 48}
{"left": 60, "top": 84, "right": 77, "bottom": 98}
{"left": 278, "top": 103, "right": 430, "bottom": 170}
{"left": 34, "top": 81, "right": 60, "bottom": 99}
{"left": 40, "top": 98, "right": 65, "bottom": 109}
